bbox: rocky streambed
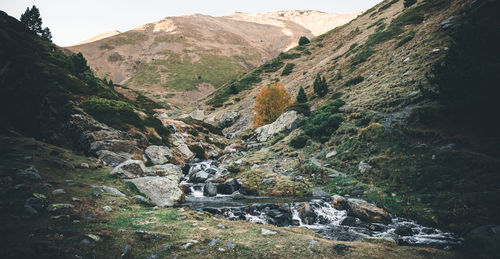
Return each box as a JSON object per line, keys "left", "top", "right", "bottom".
{"left": 180, "top": 160, "right": 463, "bottom": 249}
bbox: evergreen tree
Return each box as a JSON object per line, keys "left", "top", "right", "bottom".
{"left": 20, "top": 5, "right": 52, "bottom": 42}
{"left": 296, "top": 86, "right": 307, "bottom": 103}
{"left": 313, "top": 74, "right": 328, "bottom": 97}
{"left": 108, "top": 80, "right": 114, "bottom": 87}
{"left": 298, "top": 36, "right": 310, "bottom": 46}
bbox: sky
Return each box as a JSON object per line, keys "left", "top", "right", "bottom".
{"left": 1, "top": 0, "right": 383, "bottom": 47}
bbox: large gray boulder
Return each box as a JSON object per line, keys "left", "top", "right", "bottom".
{"left": 346, "top": 198, "right": 391, "bottom": 224}
{"left": 218, "top": 111, "right": 239, "bottom": 129}
{"left": 254, "top": 111, "right": 303, "bottom": 142}
{"left": 172, "top": 133, "right": 194, "bottom": 161}
{"left": 147, "top": 164, "right": 182, "bottom": 181}
{"left": 96, "top": 150, "right": 131, "bottom": 167}
{"left": 191, "top": 171, "right": 210, "bottom": 183}
{"left": 124, "top": 176, "right": 183, "bottom": 207}
{"left": 110, "top": 160, "right": 150, "bottom": 179}
{"left": 144, "top": 145, "right": 173, "bottom": 165}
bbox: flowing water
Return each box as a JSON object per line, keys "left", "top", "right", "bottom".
{"left": 181, "top": 160, "right": 463, "bottom": 249}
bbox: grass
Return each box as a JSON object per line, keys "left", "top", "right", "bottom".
{"left": 365, "top": 26, "right": 404, "bottom": 46}
{"left": 206, "top": 70, "right": 262, "bottom": 107}
{"left": 107, "top": 52, "right": 124, "bottom": 62}
{"left": 278, "top": 52, "right": 301, "bottom": 60}
{"left": 110, "top": 31, "right": 148, "bottom": 46}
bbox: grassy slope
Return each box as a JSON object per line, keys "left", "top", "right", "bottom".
{"left": 0, "top": 136, "right": 461, "bottom": 258}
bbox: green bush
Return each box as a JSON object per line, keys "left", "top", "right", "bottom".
{"left": 262, "top": 58, "right": 284, "bottom": 73}
{"left": 302, "top": 99, "right": 345, "bottom": 142}
{"left": 279, "top": 52, "right": 301, "bottom": 60}
{"left": 80, "top": 97, "right": 142, "bottom": 130}
{"left": 289, "top": 134, "right": 309, "bottom": 148}
{"left": 404, "top": 0, "right": 417, "bottom": 7}
{"left": 313, "top": 74, "right": 328, "bottom": 97}
{"left": 344, "top": 76, "right": 365, "bottom": 86}
{"left": 286, "top": 103, "right": 310, "bottom": 116}
{"left": 281, "top": 63, "right": 296, "bottom": 76}
{"left": 378, "top": 0, "right": 400, "bottom": 11}
{"left": 365, "top": 26, "right": 404, "bottom": 46}
{"left": 350, "top": 48, "right": 376, "bottom": 67}
{"left": 108, "top": 52, "right": 124, "bottom": 62}
{"left": 296, "top": 86, "right": 307, "bottom": 103}
{"left": 298, "top": 36, "right": 310, "bottom": 46}
{"left": 397, "top": 31, "right": 416, "bottom": 47}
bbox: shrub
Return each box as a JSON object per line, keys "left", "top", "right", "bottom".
{"left": 286, "top": 103, "right": 310, "bottom": 116}
{"left": 392, "top": 8, "right": 424, "bottom": 26}
{"left": 302, "top": 99, "right": 345, "bottom": 142}
{"left": 365, "top": 26, "right": 404, "bottom": 46}
{"left": 281, "top": 63, "right": 295, "bottom": 76}
{"left": 189, "top": 145, "right": 206, "bottom": 159}
{"left": 262, "top": 58, "right": 284, "bottom": 73}
{"left": 313, "top": 74, "right": 328, "bottom": 97}
{"left": 298, "top": 36, "right": 310, "bottom": 46}
{"left": 279, "top": 52, "right": 301, "bottom": 60}
{"left": 344, "top": 76, "right": 365, "bottom": 86}
{"left": 290, "top": 134, "right": 309, "bottom": 148}
{"left": 350, "top": 48, "right": 376, "bottom": 67}
{"left": 108, "top": 52, "right": 124, "bottom": 62}
{"left": 378, "top": 0, "right": 400, "bottom": 11}
{"left": 80, "top": 97, "right": 142, "bottom": 130}
{"left": 404, "top": 0, "right": 417, "bottom": 7}
{"left": 253, "top": 82, "right": 292, "bottom": 128}
{"left": 397, "top": 31, "right": 416, "bottom": 47}
{"left": 296, "top": 86, "right": 307, "bottom": 103}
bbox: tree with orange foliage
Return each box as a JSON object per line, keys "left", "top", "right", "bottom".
{"left": 253, "top": 82, "right": 292, "bottom": 128}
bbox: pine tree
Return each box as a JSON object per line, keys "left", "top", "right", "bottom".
{"left": 313, "top": 74, "right": 328, "bottom": 97}
{"left": 296, "top": 86, "right": 307, "bottom": 103}
{"left": 108, "top": 80, "right": 114, "bottom": 87}
{"left": 41, "top": 27, "right": 52, "bottom": 41}
{"left": 20, "top": 5, "right": 52, "bottom": 42}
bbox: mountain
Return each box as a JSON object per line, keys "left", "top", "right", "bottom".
{"left": 66, "top": 11, "right": 359, "bottom": 108}
{"left": 72, "top": 30, "right": 121, "bottom": 45}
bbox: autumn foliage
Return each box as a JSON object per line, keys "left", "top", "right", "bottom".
{"left": 253, "top": 82, "right": 292, "bottom": 128}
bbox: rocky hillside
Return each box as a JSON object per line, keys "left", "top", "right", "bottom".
{"left": 197, "top": 0, "right": 500, "bottom": 236}
{"left": 66, "top": 11, "right": 359, "bottom": 108}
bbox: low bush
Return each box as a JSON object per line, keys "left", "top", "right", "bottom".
{"left": 279, "top": 52, "right": 301, "bottom": 60}
{"left": 302, "top": 99, "right": 345, "bottom": 142}
{"left": 344, "top": 76, "right": 365, "bottom": 86}
{"left": 289, "top": 134, "right": 309, "bottom": 148}
{"left": 286, "top": 103, "right": 311, "bottom": 116}
{"left": 298, "top": 36, "right": 310, "bottom": 46}
{"left": 281, "top": 63, "right": 295, "bottom": 76}
{"left": 397, "top": 31, "right": 416, "bottom": 47}
{"left": 350, "top": 48, "right": 376, "bottom": 67}
{"left": 80, "top": 97, "right": 142, "bottom": 130}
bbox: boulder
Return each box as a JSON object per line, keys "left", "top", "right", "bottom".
{"left": 124, "top": 176, "right": 183, "bottom": 207}
{"left": 132, "top": 195, "right": 152, "bottom": 205}
{"left": 312, "top": 188, "right": 331, "bottom": 200}
{"left": 204, "top": 182, "right": 218, "bottom": 197}
{"left": 147, "top": 164, "right": 182, "bottom": 181}
{"left": 217, "top": 178, "right": 241, "bottom": 194}
{"left": 191, "top": 171, "right": 210, "bottom": 183}
{"left": 110, "top": 160, "right": 150, "bottom": 179}
{"left": 46, "top": 203, "right": 74, "bottom": 213}
{"left": 261, "top": 228, "right": 277, "bottom": 235}
{"left": 346, "top": 199, "right": 391, "bottom": 224}
{"left": 358, "top": 161, "right": 372, "bottom": 174}
{"left": 144, "top": 145, "right": 173, "bottom": 165}
{"left": 254, "top": 111, "right": 303, "bottom": 142}
{"left": 231, "top": 191, "right": 244, "bottom": 200}
{"left": 218, "top": 111, "right": 239, "bottom": 129}
{"left": 331, "top": 195, "right": 348, "bottom": 210}
{"left": 326, "top": 151, "right": 338, "bottom": 159}
{"left": 394, "top": 225, "right": 414, "bottom": 236}
{"left": 440, "top": 16, "right": 456, "bottom": 30}
{"left": 172, "top": 133, "right": 194, "bottom": 161}
{"left": 189, "top": 109, "right": 205, "bottom": 121}
{"left": 465, "top": 225, "right": 500, "bottom": 259}
{"left": 296, "top": 203, "right": 317, "bottom": 225}
{"left": 91, "top": 185, "right": 127, "bottom": 197}
{"left": 96, "top": 150, "right": 131, "bottom": 167}
{"left": 16, "top": 167, "right": 42, "bottom": 181}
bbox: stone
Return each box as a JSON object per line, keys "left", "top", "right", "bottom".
{"left": 312, "top": 188, "right": 331, "bottom": 200}
{"left": 308, "top": 240, "right": 319, "bottom": 249}
{"left": 124, "top": 176, "right": 183, "bottom": 207}
{"left": 261, "top": 177, "right": 276, "bottom": 185}
{"left": 204, "top": 182, "right": 218, "bottom": 197}
{"left": 96, "top": 150, "right": 131, "bottom": 167}
{"left": 358, "top": 161, "right": 372, "bottom": 174}
{"left": 144, "top": 146, "right": 173, "bottom": 165}
{"left": 176, "top": 215, "right": 187, "bottom": 220}
{"left": 121, "top": 245, "right": 131, "bottom": 259}
{"left": 24, "top": 205, "right": 38, "bottom": 215}
{"left": 226, "top": 241, "right": 236, "bottom": 249}
{"left": 145, "top": 253, "right": 158, "bottom": 259}
{"left": 346, "top": 199, "right": 391, "bottom": 224}
{"left": 403, "top": 57, "right": 410, "bottom": 63}
{"left": 403, "top": 70, "right": 411, "bottom": 77}
{"left": 180, "top": 243, "right": 193, "bottom": 250}
{"left": 162, "top": 245, "right": 172, "bottom": 251}
{"left": 254, "top": 111, "right": 303, "bottom": 142}
{"left": 296, "top": 203, "right": 317, "bottom": 225}
{"left": 110, "top": 160, "right": 150, "bottom": 179}
{"left": 25, "top": 196, "right": 47, "bottom": 211}
{"left": 231, "top": 191, "right": 244, "bottom": 200}
{"left": 332, "top": 195, "right": 348, "bottom": 210}
{"left": 189, "top": 109, "right": 205, "bottom": 121}
{"left": 325, "top": 151, "right": 338, "bottom": 159}
{"left": 46, "top": 203, "right": 74, "bottom": 213}
{"left": 81, "top": 239, "right": 91, "bottom": 246}
{"left": 261, "top": 228, "right": 277, "bottom": 235}
{"left": 218, "top": 111, "right": 239, "bottom": 129}
{"left": 132, "top": 195, "right": 151, "bottom": 205}
{"left": 394, "top": 225, "right": 414, "bottom": 236}
{"left": 217, "top": 178, "right": 241, "bottom": 194}
{"left": 103, "top": 206, "right": 113, "bottom": 212}
{"left": 217, "top": 223, "right": 226, "bottom": 229}
{"left": 52, "top": 189, "right": 65, "bottom": 196}
{"left": 191, "top": 171, "right": 210, "bottom": 183}
{"left": 147, "top": 164, "right": 183, "bottom": 181}
{"left": 172, "top": 133, "right": 194, "bottom": 161}
{"left": 16, "top": 167, "right": 42, "bottom": 181}
{"left": 350, "top": 186, "right": 364, "bottom": 197}
{"left": 465, "top": 225, "right": 500, "bottom": 259}
{"left": 208, "top": 239, "right": 219, "bottom": 247}
{"left": 80, "top": 163, "right": 90, "bottom": 169}
{"left": 91, "top": 185, "right": 127, "bottom": 197}
{"left": 440, "top": 16, "right": 456, "bottom": 30}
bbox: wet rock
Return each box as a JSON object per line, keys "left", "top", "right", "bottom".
{"left": 16, "top": 167, "right": 42, "bottom": 181}
{"left": 346, "top": 199, "right": 391, "bottom": 224}
{"left": 121, "top": 245, "right": 131, "bottom": 259}
{"left": 110, "top": 160, "right": 150, "bottom": 179}
{"left": 261, "top": 228, "right": 277, "bottom": 235}
{"left": 144, "top": 145, "right": 173, "bottom": 165}
{"left": 91, "top": 185, "right": 126, "bottom": 197}
{"left": 125, "top": 176, "right": 183, "bottom": 207}
{"left": 465, "top": 225, "right": 500, "bottom": 259}
{"left": 46, "top": 203, "right": 74, "bottom": 213}
{"left": 52, "top": 189, "right": 65, "bottom": 196}
{"left": 312, "top": 188, "right": 331, "bottom": 200}
{"left": 296, "top": 203, "right": 317, "bottom": 225}
{"left": 191, "top": 171, "right": 209, "bottom": 183}
{"left": 218, "top": 111, "right": 239, "bottom": 129}
{"left": 394, "top": 225, "right": 414, "bottom": 236}
{"left": 358, "top": 161, "right": 372, "bottom": 174}
{"left": 96, "top": 150, "right": 131, "bottom": 167}
{"left": 132, "top": 195, "right": 151, "bottom": 205}
{"left": 204, "top": 182, "right": 218, "bottom": 197}
{"left": 255, "top": 111, "right": 303, "bottom": 142}
{"left": 231, "top": 191, "right": 244, "bottom": 200}
{"left": 332, "top": 195, "right": 347, "bottom": 210}
{"left": 217, "top": 178, "right": 241, "bottom": 194}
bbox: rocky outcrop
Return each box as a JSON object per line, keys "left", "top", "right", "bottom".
{"left": 255, "top": 111, "right": 303, "bottom": 142}
{"left": 147, "top": 164, "right": 182, "bottom": 180}
{"left": 124, "top": 176, "right": 184, "bottom": 207}
{"left": 171, "top": 133, "right": 194, "bottom": 161}
{"left": 332, "top": 195, "right": 348, "bottom": 210}
{"left": 218, "top": 111, "right": 239, "bottom": 129}
{"left": 346, "top": 198, "right": 391, "bottom": 224}
{"left": 109, "top": 160, "right": 151, "bottom": 179}
{"left": 96, "top": 150, "right": 131, "bottom": 167}
{"left": 144, "top": 145, "right": 173, "bottom": 165}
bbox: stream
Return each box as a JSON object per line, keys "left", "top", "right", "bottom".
{"left": 180, "top": 160, "right": 463, "bottom": 249}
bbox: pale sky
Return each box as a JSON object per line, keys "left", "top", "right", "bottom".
{"left": 0, "top": 0, "right": 383, "bottom": 47}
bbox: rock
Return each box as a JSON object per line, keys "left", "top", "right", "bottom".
{"left": 208, "top": 238, "right": 219, "bottom": 247}
{"left": 346, "top": 199, "right": 391, "bottom": 224}
{"left": 191, "top": 171, "right": 210, "bottom": 183}
{"left": 254, "top": 111, "right": 303, "bottom": 142}
{"left": 358, "top": 161, "right": 372, "bottom": 174}
{"left": 180, "top": 243, "right": 193, "bottom": 250}
{"left": 144, "top": 145, "right": 173, "bottom": 165}
{"left": 147, "top": 164, "right": 182, "bottom": 180}
{"left": 440, "top": 16, "right": 456, "bottom": 30}
{"left": 403, "top": 57, "right": 410, "bottom": 63}
{"left": 52, "top": 189, "right": 65, "bottom": 196}
{"left": 226, "top": 241, "right": 236, "bottom": 249}
{"left": 91, "top": 185, "right": 127, "bottom": 197}
{"left": 132, "top": 195, "right": 151, "bottom": 205}
{"left": 80, "top": 163, "right": 90, "bottom": 169}
{"left": 189, "top": 109, "right": 205, "bottom": 121}
{"left": 308, "top": 240, "right": 319, "bottom": 249}
{"left": 350, "top": 186, "right": 364, "bottom": 197}
{"left": 96, "top": 150, "right": 131, "bottom": 167}
{"left": 465, "top": 225, "right": 500, "bottom": 259}
{"left": 261, "top": 228, "right": 277, "bottom": 235}
{"left": 145, "top": 253, "right": 158, "bottom": 259}
{"left": 261, "top": 177, "right": 276, "bottom": 185}
{"left": 176, "top": 215, "right": 187, "bottom": 220}
{"left": 217, "top": 178, "right": 241, "bottom": 194}
{"left": 325, "top": 151, "right": 338, "bottom": 158}
{"left": 332, "top": 195, "right": 348, "bottom": 210}
{"left": 296, "top": 203, "right": 317, "bottom": 225}
{"left": 312, "top": 188, "right": 331, "bottom": 200}
{"left": 394, "top": 225, "right": 414, "bottom": 236}
{"left": 16, "top": 167, "right": 42, "bottom": 181}
{"left": 124, "top": 176, "right": 183, "bottom": 207}
{"left": 24, "top": 205, "right": 38, "bottom": 215}
{"left": 217, "top": 223, "right": 226, "bottom": 229}
{"left": 204, "top": 182, "right": 218, "bottom": 197}
{"left": 340, "top": 216, "right": 361, "bottom": 227}
{"left": 218, "top": 111, "right": 239, "bottom": 129}
{"left": 46, "top": 203, "right": 74, "bottom": 213}
{"left": 333, "top": 244, "right": 350, "bottom": 253}
{"left": 102, "top": 206, "right": 113, "bottom": 212}
{"left": 172, "top": 133, "right": 194, "bottom": 161}
{"left": 81, "top": 239, "right": 91, "bottom": 246}
{"left": 231, "top": 191, "right": 244, "bottom": 200}
{"left": 161, "top": 245, "right": 172, "bottom": 251}
{"left": 110, "top": 160, "right": 150, "bottom": 179}
{"left": 121, "top": 245, "right": 131, "bottom": 259}
{"left": 25, "top": 196, "right": 47, "bottom": 211}
{"left": 403, "top": 70, "right": 411, "bottom": 77}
